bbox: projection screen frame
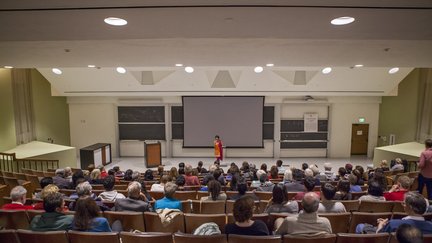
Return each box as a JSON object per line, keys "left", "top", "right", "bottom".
{"left": 182, "top": 96, "right": 265, "bottom": 149}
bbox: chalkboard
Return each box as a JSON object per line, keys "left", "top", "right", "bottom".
{"left": 263, "top": 124, "right": 274, "bottom": 139}
{"left": 280, "top": 142, "right": 327, "bottom": 149}
{"left": 263, "top": 106, "right": 275, "bottom": 122}
{"left": 171, "top": 106, "right": 183, "bottom": 122}
{"left": 118, "top": 106, "right": 165, "bottom": 122}
{"left": 172, "top": 124, "right": 184, "bottom": 139}
{"left": 281, "top": 120, "right": 328, "bottom": 132}
{"left": 119, "top": 124, "right": 166, "bottom": 140}
{"left": 281, "top": 132, "right": 327, "bottom": 141}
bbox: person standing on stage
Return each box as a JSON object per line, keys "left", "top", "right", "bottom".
{"left": 418, "top": 139, "right": 432, "bottom": 200}
{"left": 214, "top": 135, "right": 223, "bottom": 162}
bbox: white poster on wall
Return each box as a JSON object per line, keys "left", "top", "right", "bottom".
{"left": 304, "top": 113, "right": 318, "bottom": 132}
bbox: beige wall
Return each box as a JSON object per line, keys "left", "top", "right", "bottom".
{"left": 0, "top": 69, "right": 17, "bottom": 151}
{"left": 378, "top": 69, "right": 420, "bottom": 146}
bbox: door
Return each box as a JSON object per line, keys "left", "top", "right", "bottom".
{"left": 351, "top": 124, "right": 369, "bottom": 155}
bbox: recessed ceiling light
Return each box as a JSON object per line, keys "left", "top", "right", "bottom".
{"left": 185, "top": 66, "right": 194, "bottom": 73}
{"left": 116, "top": 67, "right": 126, "bottom": 74}
{"left": 322, "top": 67, "right": 332, "bottom": 74}
{"left": 104, "top": 17, "right": 127, "bottom": 26}
{"left": 266, "top": 63, "right": 274, "bottom": 67}
{"left": 87, "top": 65, "right": 96, "bottom": 68}
{"left": 4, "top": 65, "right": 13, "bottom": 69}
{"left": 331, "top": 16, "right": 355, "bottom": 25}
{"left": 254, "top": 66, "right": 264, "bottom": 73}
{"left": 389, "top": 67, "right": 399, "bottom": 74}
{"left": 52, "top": 68, "right": 62, "bottom": 75}
{"left": 354, "top": 64, "right": 364, "bottom": 68}
{"left": 175, "top": 64, "right": 183, "bottom": 67}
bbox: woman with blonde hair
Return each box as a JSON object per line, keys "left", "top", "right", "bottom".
{"left": 33, "top": 184, "right": 61, "bottom": 210}
{"left": 89, "top": 169, "right": 103, "bottom": 184}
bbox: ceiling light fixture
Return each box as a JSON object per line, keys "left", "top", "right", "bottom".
{"left": 4, "top": 65, "right": 13, "bottom": 69}
{"left": 175, "top": 64, "right": 183, "bottom": 67}
{"left": 331, "top": 16, "right": 355, "bottom": 25}
{"left": 266, "top": 63, "right": 274, "bottom": 67}
{"left": 185, "top": 66, "right": 194, "bottom": 73}
{"left": 389, "top": 67, "right": 399, "bottom": 74}
{"left": 116, "top": 67, "right": 126, "bottom": 74}
{"left": 52, "top": 68, "right": 62, "bottom": 75}
{"left": 87, "top": 65, "right": 96, "bottom": 68}
{"left": 104, "top": 17, "right": 128, "bottom": 26}
{"left": 322, "top": 67, "right": 332, "bottom": 74}
{"left": 254, "top": 66, "right": 264, "bottom": 73}
{"left": 354, "top": 64, "right": 364, "bottom": 68}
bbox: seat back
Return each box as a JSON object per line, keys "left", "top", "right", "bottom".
{"left": 229, "top": 234, "right": 281, "bottom": 243}
{"left": 392, "top": 202, "right": 405, "bottom": 212}
{"left": 350, "top": 192, "right": 367, "bottom": 200}
{"left": 283, "top": 234, "right": 337, "bottom": 243}
{"left": 0, "top": 229, "right": 19, "bottom": 243}
{"left": 120, "top": 231, "right": 173, "bottom": 243}
{"left": 336, "top": 233, "right": 389, "bottom": 243}
{"left": 358, "top": 201, "right": 394, "bottom": 213}
{"left": 103, "top": 211, "right": 145, "bottom": 232}
{"left": 68, "top": 231, "right": 120, "bottom": 243}
{"left": 254, "top": 191, "right": 273, "bottom": 201}
{"left": 184, "top": 213, "right": 226, "bottom": 233}
{"left": 195, "top": 200, "right": 226, "bottom": 214}
{"left": 25, "top": 174, "right": 41, "bottom": 189}
{"left": 21, "top": 169, "right": 33, "bottom": 174}
{"left": 0, "top": 209, "right": 30, "bottom": 229}
{"left": 17, "top": 229, "right": 69, "bottom": 243}
{"left": 348, "top": 212, "right": 392, "bottom": 233}
{"left": 143, "top": 212, "right": 185, "bottom": 233}
{"left": 0, "top": 184, "right": 8, "bottom": 207}
{"left": 338, "top": 200, "right": 360, "bottom": 212}
{"left": 32, "top": 171, "right": 45, "bottom": 177}
{"left": 173, "top": 233, "right": 227, "bottom": 243}
{"left": 319, "top": 213, "right": 351, "bottom": 233}
{"left": 227, "top": 213, "right": 269, "bottom": 226}
{"left": 13, "top": 173, "right": 27, "bottom": 181}
{"left": 26, "top": 210, "right": 45, "bottom": 222}
{"left": 174, "top": 191, "right": 197, "bottom": 201}
{"left": 196, "top": 191, "right": 209, "bottom": 200}
{"left": 149, "top": 191, "right": 165, "bottom": 200}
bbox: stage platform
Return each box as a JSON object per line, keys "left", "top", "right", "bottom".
{"left": 4, "top": 141, "right": 77, "bottom": 168}
{"left": 373, "top": 142, "right": 424, "bottom": 168}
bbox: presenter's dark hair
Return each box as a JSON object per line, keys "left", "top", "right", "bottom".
{"left": 425, "top": 139, "right": 432, "bottom": 148}
{"left": 215, "top": 135, "right": 220, "bottom": 139}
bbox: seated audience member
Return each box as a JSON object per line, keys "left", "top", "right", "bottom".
{"left": 113, "top": 166, "right": 124, "bottom": 178}
{"left": 87, "top": 164, "right": 95, "bottom": 173}
{"left": 151, "top": 175, "right": 170, "bottom": 192}
{"left": 89, "top": 169, "right": 104, "bottom": 184}
{"left": 227, "top": 163, "right": 240, "bottom": 175}
{"left": 30, "top": 192, "right": 74, "bottom": 231}
{"left": 184, "top": 164, "right": 200, "bottom": 186}
{"left": 321, "top": 163, "right": 335, "bottom": 181}
{"left": 240, "top": 161, "right": 253, "bottom": 180}
{"left": 115, "top": 181, "right": 152, "bottom": 212}
{"left": 225, "top": 196, "right": 269, "bottom": 235}
{"left": 335, "top": 167, "right": 347, "bottom": 181}
{"left": 143, "top": 169, "right": 154, "bottom": 181}
{"left": 284, "top": 169, "right": 305, "bottom": 192}
{"left": 154, "top": 182, "right": 182, "bottom": 210}
{"left": 349, "top": 174, "right": 362, "bottom": 192}
{"left": 301, "top": 163, "right": 309, "bottom": 171}
{"left": 384, "top": 175, "right": 411, "bottom": 201}
{"left": 276, "top": 160, "right": 285, "bottom": 174}
{"left": 251, "top": 169, "right": 267, "bottom": 188}
{"left": 169, "top": 167, "right": 179, "bottom": 181}
{"left": 265, "top": 184, "right": 298, "bottom": 213}
{"left": 73, "top": 196, "right": 111, "bottom": 232}
{"left": 53, "top": 169, "right": 71, "bottom": 189}
{"left": 294, "top": 176, "right": 320, "bottom": 201}
{"left": 282, "top": 169, "right": 293, "bottom": 183}
{"left": 34, "top": 177, "right": 54, "bottom": 199}
{"left": 201, "top": 180, "right": 227, "bottom": 201}
{"left": 33, "top": 184, "right": 60, "bottom": 210}
{"left": 260, "top": 163, "right": 268, "bottom": 173}
{"left": 136, "top": 179, "right": 153, "bottom": 201}
{"left": 355, "top": 165, "right": 367, "bottom": 181}
{"left": 71, "top": 170, "right": 86, "bottom": 189}
{"left": 213, "top": 168, "right": 226, "bottom": 186}
{"left": 308, "top": 166, "right": 322, "bottom": 186}
{"left": 391, "top": 158, "right": 405, "bottom": 171}
{"left": 157, "top": 165, "right": 165, "bottom": 177}
{"left": 358, "top": 180, "right": 386, "bottom": 202}
{"left": 202, "top": 165, "right": 218, "bottom": 185}
{"left": 98, "top": 166, "right": 108, "bottom": 179}
{"left": 274, "top": 192, "right": 332, "bottom": 236}
{"left": 230, "top": 182, "right": 259, "bottom": 201}
{"left": 228, "top": 174, "right": 241, "bottom": 191}
{"left": 256, "top": 174, "right": 275, "bottom": 192}
{"left": 196, "top": 161, "right": 208, "bottom": 174}
{"left": 356, "top": 192, "right": 432, "bottom": 234}
{"left": 370, "top": 168, "right": 388, "bottom": 191}
{"left": 178, "top": 162, "right": 185, "bottom": 175}
{"left": 269, "top": 165, "right": 279, "bottom": 180}
{"left": 396, "top": 224, "right": 423, "bottom": 243}
{"left": 318, "top": 183, "right": 346, "bottom": 213}
{"left": 352, "top": 169, "right": 365, "bottom": 185}
{"left": 2, "top": 186, "right": 34, "bottom": 210}
{"left": 250, "top": 163, "right": 258, "bottom": 181}
{"left": 64, "top": 167, "right": 73, "bottom": 182}
{"left": 333, "top": 180, "right": 352, "bottom": 200}
{"left": 175, "top": 175, "right": 186, "bottom": 187}
{"left": 123, "top": 169, "right": 134, "bottom": 181}
{"left": 69, "top": 181, "right": 108, "bottom": 211}
{"left": 345, "top": 163, "right": 353, "bottom": 174}
{"left": 379, "top": 160, "right": 390, "bottom": 172}
{"left": 98, "top": 175, "right": 125, "bottom": 202}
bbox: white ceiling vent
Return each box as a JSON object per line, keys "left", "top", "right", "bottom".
{"left": 131, "top": 70, "right": 175, "bottom": 85}
{"left": 274, "top": 70, "right": 317, "bottom": 85}
{"left": 206, "top": 70, "right": 242, "bottom": 88}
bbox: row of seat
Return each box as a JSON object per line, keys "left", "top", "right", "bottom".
{"left": 1, "top": 209, "right": 430, "bottom": 234}
{"left": 1, "top": 229, "right": 431, "bottom": 243}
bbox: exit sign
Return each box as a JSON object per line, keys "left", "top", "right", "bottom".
{"left": 358, "top": 117, "right": 366, "bottom": 123}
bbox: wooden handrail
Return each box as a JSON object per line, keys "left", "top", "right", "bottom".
{"left": 0, "top": 152, "right": 59, "bottom": 172}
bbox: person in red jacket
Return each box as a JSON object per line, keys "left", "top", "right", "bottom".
{"left": 384, "top": 175, "right": 411, "bottom": 201}
{"left": 2, "top": 185, "right": 34, "bottom": 210}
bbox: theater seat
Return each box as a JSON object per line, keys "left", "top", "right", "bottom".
{"left": 174, "top": 191, "right": 197, "bottom": 201}
{"left": 184, "top": 213, "right": 227, "bottom": 233}
{"left": 254, "top": 191, "right": 273, "bottom": 201}
{"left": 120, "top": 231, "right": 173, "bottom": 243}
{"left": 173, "top": 233, "right": 227, "bottom": 243}
{"left": 336, "top": 233, "right": 389, "bottom": 243}
{"left": 358, "top": 201, "right": 394, "bottom": 213}
{"left": 17, "top": 229, "right": 69, "bottom": 243}
{"left": 143, "top": 212, "right": 185, "bottom": 233}
{"left": 318, "top": 213, "right": 351, "bottom": 233}
{"left": 348, "top": 212, "right": 392, "bottom": 233}
{"left": 0, "top": 209, "right": 30, "bottom": 229}
{"left": 26, "top": 210, "right": 45, "bottom": 222}
{"left": 0, "top": 229, "right": 19, "bottom": 243}
{"left": 283, "top": 234, "right": 337, "bottom": 243}
{"left": 338, "top": 200, "right": 360, "bottom": 212}
{"left": 192, "top": 200, "right": 226, "bottom": 214}
{"left": 228, "top": 234, "right": 280, "bottom": 243}
{"left": 68, "top": 231, "right": 120, "bottom": 243}
{"left": 103, "top": 211, "right": 145, "bottom": 232}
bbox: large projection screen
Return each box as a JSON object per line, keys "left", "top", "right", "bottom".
{"left": 183, "top": 96, "right": 264, "bottom": 148}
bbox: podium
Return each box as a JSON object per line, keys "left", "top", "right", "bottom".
{"left": 144, "top": 142, "right": 161, "bottom": 168}
{"left": 80, "top": 143, "right": 111, "bottom": 169}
